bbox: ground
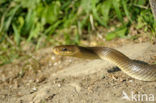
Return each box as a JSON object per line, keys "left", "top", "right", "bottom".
{"left": 0, "top": 39, "right": 156, "bottom": 103}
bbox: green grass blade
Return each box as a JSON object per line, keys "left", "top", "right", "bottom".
{"left": 22, "top": 9, "right": 35, "bottom": 35}
{"left": 112, "top": 0, "right": 123, "bottom": 22}
{"left": 91, "top": 0, "right": 107, "bottom": 27}
{"left": 99, "top": 0, "right": 112, "bottom": 26}
{"left": 105, "top": 26, "right": 128, "bottom": 40}
{"left": 122, "top": 0, "right": 132, "bottom": 23}
{"left": 12, "top": 24, "right": 20, "bottom": 45}
{"left": 4, "top": 5, "right": 20, "bottom": 32}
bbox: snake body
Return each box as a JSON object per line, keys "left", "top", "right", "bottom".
{"left": 53, "top": 45, "right": 156, "bottom": 81}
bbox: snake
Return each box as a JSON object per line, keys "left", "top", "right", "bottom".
{"left": 52, "top": 45, "right": 156, "bottom": 81}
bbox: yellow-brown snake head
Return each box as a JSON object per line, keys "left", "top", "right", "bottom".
{"left": 53, "top": 45, "right": 80, "bottom": 56}
{"left": 53, "top": 45, "right": 100, "bottom": 59}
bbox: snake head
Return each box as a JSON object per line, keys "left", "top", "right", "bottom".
{"left": 52, "top": 45, "right": 79, "bottom": 56}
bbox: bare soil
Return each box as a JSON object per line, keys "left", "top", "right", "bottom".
{"left": 0, "top": 40, "right": 156, "bottom": 103}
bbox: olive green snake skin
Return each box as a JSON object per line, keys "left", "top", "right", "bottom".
{"left": 53, "top": 45, "right": 156, "bottom": 81}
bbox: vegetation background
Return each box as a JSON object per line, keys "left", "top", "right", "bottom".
{"left": 0, "top": 0, "right": 156, "bottom": 65}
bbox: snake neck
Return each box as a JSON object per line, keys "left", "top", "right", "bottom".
{"left": 91, "top": 47, "right": 131, "bottom": 69}
{"left": 73, "top": 46, "right": 131, "bottom": 71}
{"left": 73, "top": 47, "right": 100, "bottom": 59}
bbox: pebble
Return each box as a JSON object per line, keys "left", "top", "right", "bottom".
{"left": 30, "top": 87, "right": 37, "bottom": 94}
{"left": 58, "top": 83, "right": 61, "bottom": 87}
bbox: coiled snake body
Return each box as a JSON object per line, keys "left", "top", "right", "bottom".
{"left": 53, "top": 45, "right": 156, "bottom": 81}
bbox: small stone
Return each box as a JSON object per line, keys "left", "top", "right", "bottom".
{"left": 129, "top": 80, "right": 133, "bottom": 82}
{"left": 32, "top": 87, "right": 37, "bottom": 91}
{"left": 58, "top": 83, "right": 61, "bottom": 87}
{"left": 30, "top": 87, "right": 37, "bottom": 94}
{"left": 51, "top": 56, "right": 56, "bottom": 60}
{"left": 53, "top": 62, "right": 58, "bottom": 66}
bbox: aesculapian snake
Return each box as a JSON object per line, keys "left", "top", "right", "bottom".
{"left": 53, "top": 45, "right": 156, "bottom": 81}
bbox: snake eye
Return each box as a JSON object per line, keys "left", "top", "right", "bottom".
{"left": 62, "top": 48, "right": 68, "bottom": 51}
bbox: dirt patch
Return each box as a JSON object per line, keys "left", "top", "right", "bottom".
{"left": 0, "top": 42, "right": 156, "bottom": 103}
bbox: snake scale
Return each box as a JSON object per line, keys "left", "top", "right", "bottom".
{"left": 53, "top": 45, "right": 156, "bottom": 81}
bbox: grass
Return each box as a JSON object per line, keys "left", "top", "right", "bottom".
{"left": 0, "top": 0, "right": 156, "bottom": 65}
